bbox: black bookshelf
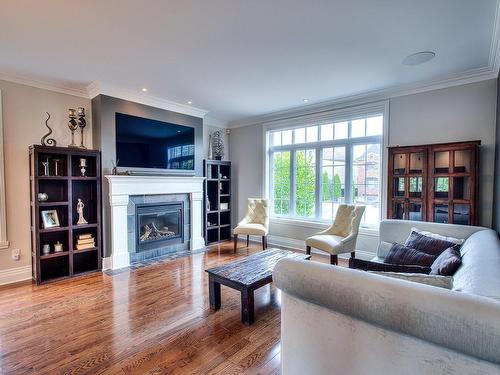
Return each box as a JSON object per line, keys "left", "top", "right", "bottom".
{"left": 29, "top": 145, "right": 102, "bottom": 284}
{"left": 204, "top": 160, "right": 232, "bottom": 244}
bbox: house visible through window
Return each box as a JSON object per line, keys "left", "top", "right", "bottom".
{"left": 267, "top": 112, "right": 384, "bottom": 227}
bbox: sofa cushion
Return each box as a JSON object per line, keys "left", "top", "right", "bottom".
{"left": 369, "top": 271, "right": 453, "bottom": 289}
{"left": 385, "top": 243, "right": 436, "bottom": 267}
{"left": 404, "top": 230, "right": 458, "bottom": 256}
{"left": 376, "top": 241, "right": 393, "bottom": 258}
{"left": 430, "top": 247, "right": 462, "bottom": 276}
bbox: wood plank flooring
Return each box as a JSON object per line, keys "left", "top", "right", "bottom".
{"left": 0, "top": 242, "right": 337, "bottom": 375}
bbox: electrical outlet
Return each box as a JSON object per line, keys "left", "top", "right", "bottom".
{"left": 11, "top": 249, "right": 20, "bottom": 261}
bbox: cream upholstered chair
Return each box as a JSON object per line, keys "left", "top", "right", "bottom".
{"left": 306, "top": 204, "right": 365, "bottom": 265}
{"left": 233, "top": 198, "right": 269, "bottom": 252}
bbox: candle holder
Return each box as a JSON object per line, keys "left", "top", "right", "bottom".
{"left": 68, "top": 109, "right": 78, "bottom": 148}
{"left": 79, "top": 158, "right": 87, "bottom": 177}
{"left": 77, "top": 107, "right": 86, "bottom": 149}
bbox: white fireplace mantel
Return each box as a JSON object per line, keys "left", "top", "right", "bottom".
{"left": 105, "top": 175, "right": 206, "bottom": 270}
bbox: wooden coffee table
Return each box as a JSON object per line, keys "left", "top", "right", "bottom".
{"left": 205, "top": 248, "right": 311, "bottom": 325}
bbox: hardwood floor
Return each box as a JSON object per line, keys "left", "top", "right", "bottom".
{"left": 0, "top": 242, "right": 338, "bottom": 375}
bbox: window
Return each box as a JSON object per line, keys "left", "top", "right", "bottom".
{"left": 267, "top": 109, "right": 384, "bottom": 227}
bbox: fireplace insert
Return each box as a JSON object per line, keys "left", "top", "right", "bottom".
{"left": 136, "top": 202, "right": 184, "bottom": 252}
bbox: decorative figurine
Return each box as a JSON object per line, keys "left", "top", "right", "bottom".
{"left": 42, "top": 244, "right": 51, "bottom": 255}
{"left": 40, "top": 112, "right": 57, "bottom": 147}
{"left": 37, "top": 193, "right": 49, "bottom": 202}
{"left": 79, "top": 158, "right": 87, "bottom": 177}
{"left": 54, "top": 241, "right": 63, "bottom": 252}
{"left": 42, "top": 156, "right": 50, "bottom": 176}
{"left": 77, "top": 107, "right": 86, "bottom": 149}
{"left": 208, "top": 133, "right": 213, "bottom": 160}
{"left": 76, "top": 198, "right": 88, "bottom": 225}
{"left": 67, "top": 109, "right": 78, "bottom": 148}
{"left": 211, "top": 129, "right": 224, "bottom": 160}
{"left": 53, "top": 159, "right": 60, "bottom": 176}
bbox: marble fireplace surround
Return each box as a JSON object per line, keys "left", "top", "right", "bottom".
{"left": 105, "top": 175, "right": 205, "bottom": 270}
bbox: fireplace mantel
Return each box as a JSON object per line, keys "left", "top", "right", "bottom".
{"left": 105, "top": 175, "right": 205, "bottom": 270}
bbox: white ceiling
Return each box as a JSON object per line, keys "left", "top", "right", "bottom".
{"left": 0, "top": 0, "right": 498, "bottom": 123}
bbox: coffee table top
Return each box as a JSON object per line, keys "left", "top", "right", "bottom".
{"left": 205, "top": 248, "right": 310, "bottom": 288}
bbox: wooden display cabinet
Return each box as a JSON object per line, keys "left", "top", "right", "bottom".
{"left": 388, "top": 141, "right": 480, "bottom": 225}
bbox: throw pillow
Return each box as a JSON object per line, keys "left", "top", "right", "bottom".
{"left": 376, "top": 241, "right": 394, "bottom": 258}
{"left": 349, "top": 258, "right": 431, "bottom": 274}
{"left": 409, "top": 227, "right": 465, "bottom": 246}
{"left": 404, "top": 230, "right": 459, "bottom": 256}
{"left": 385, "top": 243, "right": 436, "bottom": 267}
{"left": 369, "top": 271, "right": 453, "bottom": 289}
{"left": 430, "top": 247, "right": 462, "bottom": 276}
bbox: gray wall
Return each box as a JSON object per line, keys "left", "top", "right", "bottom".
{"left": 230, "top": 79, "right": 498, "bottom": 254}
{"left": 92, "top": 95, "right": 204, "bottom": 257}
{"left": 494, "top": 74, "right": 500, "bottom": 234}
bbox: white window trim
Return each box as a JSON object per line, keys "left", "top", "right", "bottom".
{"left": 262, "top": 100, "right": 390, "bottom": 230}
{"left": 0, "top": 90, "right": 8, "bottom": 249}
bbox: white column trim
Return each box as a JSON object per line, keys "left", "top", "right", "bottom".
{"left": 0, "top": 90, "right": 8, "bottom": 250}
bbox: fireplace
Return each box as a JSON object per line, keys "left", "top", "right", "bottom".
{"left": 136, "top": 202, "right": 184, "bottom": 252}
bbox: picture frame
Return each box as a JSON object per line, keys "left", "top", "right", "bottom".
{"left": 41, "top": 209, "right": 60, "bottom": 229}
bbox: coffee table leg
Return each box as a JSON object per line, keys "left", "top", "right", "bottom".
{"left": 209, "top": 275, "right": 221, "bottom": 310}
{"left": 241, "top": 288, "right": 255, "bottom": 325}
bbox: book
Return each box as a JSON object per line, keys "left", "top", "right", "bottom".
{"left": 78, "top": 234, "right": 93, "bottom": 240}
{"left": 77, "top": 238, "right": 95, "bottom": 245}
{"left": 76, "top": 242, "right": 95, "bottom": 250}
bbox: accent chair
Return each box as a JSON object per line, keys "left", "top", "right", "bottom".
{"left": 233, "top": 198, "right": 269, "bottom": 252}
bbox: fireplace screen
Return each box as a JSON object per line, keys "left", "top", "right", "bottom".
{"left": 136, "top": 202, "right": 183, "bottom": 250}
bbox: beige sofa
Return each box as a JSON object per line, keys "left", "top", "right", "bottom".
{"left": 274, "top": 220, "right": 500, "bottom": 375}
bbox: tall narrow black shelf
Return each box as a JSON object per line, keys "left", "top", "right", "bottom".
{"left": 29, "top": 145, "right": 102, "bottom": 284}
{"left": 204, "top": 160, "right": 232, "bottom": 245}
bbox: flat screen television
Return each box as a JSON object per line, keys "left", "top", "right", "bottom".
{"left": 115, "top": 112, "right": 195, "bottom": 172}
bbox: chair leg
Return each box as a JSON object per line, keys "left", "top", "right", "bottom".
{"left": 246, "top": 235, "right": 249, "bottom": 247}
{"left": 262, "top": 236, "right": 266, "bottom": 250}
{"left": 265, "top": 236, "right": 268, "bottom": 249}
{"left": 351, "top": 251, "right": 355, "bottom": 259}
{"left": 330, "top": 254, "right": 338, "bottom": 265}
{"left": 233, "top": 235, "right": 238, "bottom": 253}
{"left": 306, "top": 245, "right": 311, "bottom": 255}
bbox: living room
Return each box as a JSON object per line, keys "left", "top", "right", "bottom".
{"left": 0, "top": 1, "right": 499, "bottom": 374}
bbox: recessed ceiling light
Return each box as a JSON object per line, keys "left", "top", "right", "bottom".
{"left": 303, "top": 98, "right": 309, "bottom": 103}
{"left": 141, "top": 88, "right": 148, "bottom": 92}
{"left": 187, "top": 101, "right": 193, "bottom": 105}
{"left": 402, "top": 51, "right": 436, "bottom": 66}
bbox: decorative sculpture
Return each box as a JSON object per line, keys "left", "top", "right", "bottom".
{"left": 77, "top": 107, "right": 86, "bottom": 149}
{"left": 211, "top": 130, "right": 224, "bottom": 160}
{"left": 67, "top": 109, "right": 78, "bottom": 148}
{"left": 40, "top": 112, "right": 57, "bottom": 147}
{"left": 76, "top": 198, "right": 88, "bottom": 225}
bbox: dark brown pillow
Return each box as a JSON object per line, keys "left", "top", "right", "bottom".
{"left": 404, "top": 231, "right": 458, "bottom": 256}
{"left": 349, "top": 258, "right": 431, "bottom": 274}
{"left": 430, "top": 248, "right": 462, "bottom": 276}
{"left": 385, "top": 243, "right": 436, "bottom": 267}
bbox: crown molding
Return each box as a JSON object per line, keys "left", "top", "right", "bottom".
{"left": 0, "top": 72, "right": 89, "bottom": 98}
{"left": 228, "top": 66, "right": 498, "bottom": 128}
{"left": 86, "top": 82, "right": 208, "bottom": 119}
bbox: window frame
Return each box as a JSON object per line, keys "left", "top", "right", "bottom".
{"left": 263, "top": 101, "right": 389, "bottom": 228}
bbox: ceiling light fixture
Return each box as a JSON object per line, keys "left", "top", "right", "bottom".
{"left": 187, "top": 101, "right": 192, "bottom": 105}
{"left": 303, "top": 98, "right": 309, "bottom": 103}
{"left": 402, "top": 51, "right": 436, "bottom": 66}
{"left": 141, "top": 88, "right": 148, "bottom": 92}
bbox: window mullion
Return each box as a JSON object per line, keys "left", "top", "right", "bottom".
{"left": 315, "top": 147, "right": 321, "bottom": 219}
{"left": 345, "top": 143, "right": 353, "bottom": 204}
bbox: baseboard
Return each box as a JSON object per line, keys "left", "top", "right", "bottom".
{"left": 247, "top": 234, "right": 375, "bottom": 260}
{"left": 0, "top": 265, "right": 32, "bottom": 286}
